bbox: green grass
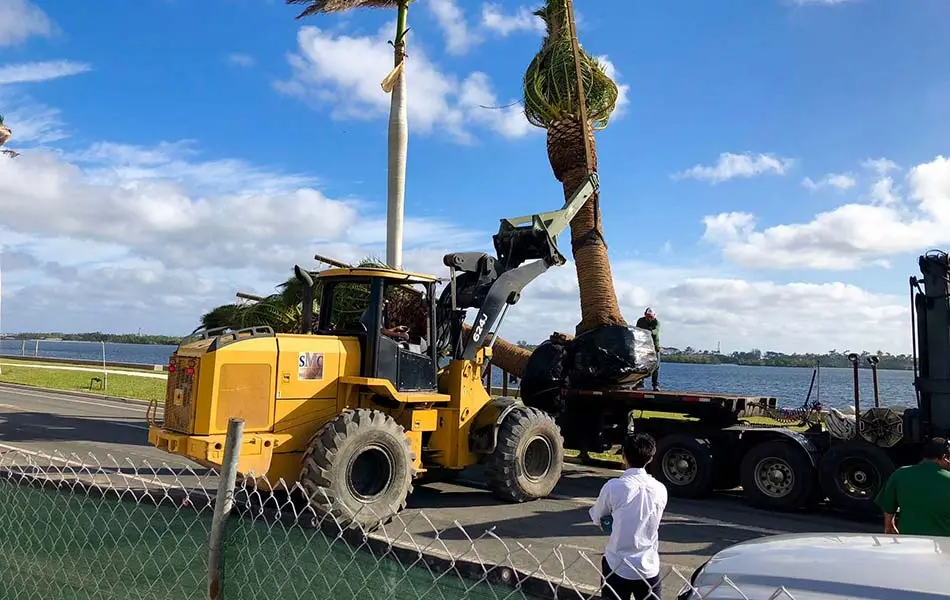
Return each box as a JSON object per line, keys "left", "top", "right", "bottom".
{"left": 0, "top": 364, "right": 166, "bottom": 403}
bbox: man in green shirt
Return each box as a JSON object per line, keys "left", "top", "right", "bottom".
{"left": 874, "top": 437, "right": 950, "bottom": 536}
{"left": 635, "top": 308, "right": 661, "bottom": 391}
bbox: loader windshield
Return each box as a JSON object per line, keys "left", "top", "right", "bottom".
{"left": 325, "top": 281, "right": 372, "bottom": 333}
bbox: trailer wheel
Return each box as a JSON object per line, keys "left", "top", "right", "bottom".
{"left": 486, "top": 406, "right": 565, "bottom": 503}
{"left": 650, "top": 434, "right": 717, "bottom": 498}
{"left": 299, "top": 409, "right": 415, "bottom": 532}
{"left": 740, "top": 439, "right": 816, "bottom": 511}
{"left": 819, "top": 440, "right": 895, "bottom": 516}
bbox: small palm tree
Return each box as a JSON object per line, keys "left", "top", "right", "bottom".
{"left": 287, "top": 0, "right": 413, "bottom": 270}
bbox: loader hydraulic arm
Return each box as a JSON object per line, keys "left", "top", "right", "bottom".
{"left": 438, "top": 174, "right": 599, "bottom": 360}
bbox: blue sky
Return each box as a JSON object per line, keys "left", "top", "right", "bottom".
{"left": 1, "top": 0, "right": 949, "bottom": 354}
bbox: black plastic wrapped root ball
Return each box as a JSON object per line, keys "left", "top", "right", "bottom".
{"left": 566, "top": 325, "right": 657, "bottom": 389}
{"left": 519, "top": 339, "right": 570, "bottom": 414}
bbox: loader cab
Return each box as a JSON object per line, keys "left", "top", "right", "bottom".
{"left": 315, "top": 267, "right": 439, "bottom": 392}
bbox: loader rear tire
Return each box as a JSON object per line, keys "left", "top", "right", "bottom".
{"left": 299, "top": 409, "right": 415, "bottom": 532}
{"left": 485, "top": 406, "right": 564, "bottom": 503}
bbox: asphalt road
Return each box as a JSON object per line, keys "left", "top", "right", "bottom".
{"left": 0, "top": 384, "right": 879, "bottom": 599}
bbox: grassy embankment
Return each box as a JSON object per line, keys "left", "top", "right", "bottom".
{"left": 0, "top": 357, "right": 165, "bottom": 403}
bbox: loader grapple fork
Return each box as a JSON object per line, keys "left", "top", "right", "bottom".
{"left": 437, "top": 174, "right": 599, "bottom": 361}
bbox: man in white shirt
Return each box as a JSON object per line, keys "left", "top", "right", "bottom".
{"left": 589, "top": 433, "right": 668, "bottom": 600}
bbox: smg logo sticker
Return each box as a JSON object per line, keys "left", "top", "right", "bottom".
{"left": 298, "top": 352, "right": 325, "bottom": 381}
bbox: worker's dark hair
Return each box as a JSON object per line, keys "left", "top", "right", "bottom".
{"left": 623, "top": 433, "right": 657, "bottom": 468}
{"left": 922, "top": 437, "right": 950, "bottom": 460}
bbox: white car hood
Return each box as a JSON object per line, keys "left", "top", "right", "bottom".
{"left": 688, "top": 532, "right": 950, "bottom": 600}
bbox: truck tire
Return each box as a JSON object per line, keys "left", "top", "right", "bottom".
{"left": 740, "top": 439, "right": 816, "bottom": 511}
{"left": 485, "top": 406, "right": 564, "bottom": 503}
{"left": 649, "top": 434, "right": 717, "bottom": 498}
{"left": 819, "top": 440, "right": 895, "bottom": 516}
{"left": 299, "top": 409, "right": 415, "bottom": 531}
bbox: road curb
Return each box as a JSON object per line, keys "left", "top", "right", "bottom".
{"left": 0, "top": 381, "right": 153, "bottom": 407}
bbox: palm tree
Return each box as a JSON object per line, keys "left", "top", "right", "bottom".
{"left": 522, "top": 0, "right": 624, "bottom": 335}
{"left": 0, "top": 115, "right": 11, "bottom": 149}
{"left": 287, "top": 0, "right": 412, "bottom": 270}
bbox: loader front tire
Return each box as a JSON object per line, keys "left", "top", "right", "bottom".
{"left": 485, "top": 406, "right": 564, "bottom": 503}
{"left": 299, "top": 409, "right": 415, "bottom": 531}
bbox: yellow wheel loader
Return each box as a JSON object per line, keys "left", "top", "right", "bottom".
{"left": 147, "top": 175, "right": 599, "bottom": 530}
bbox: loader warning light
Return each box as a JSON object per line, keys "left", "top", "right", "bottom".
{"left": 186, "top": 367, "right": 195, "bottom": 375}
{"left": 168, "top": 365, "right": 176, "bottom": 373}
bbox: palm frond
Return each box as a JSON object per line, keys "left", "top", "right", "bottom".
{"left": 286, "top": 0, "right": 399, "bottom": 18}
{"left": 522, "top": 0, "right": 619, "bottom": 131}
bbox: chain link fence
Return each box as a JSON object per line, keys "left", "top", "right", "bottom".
{"left": 0, "top": 441, "right": 801, "bottom": 600}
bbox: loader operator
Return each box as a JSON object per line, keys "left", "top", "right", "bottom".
{"left": 360, "top": 298, "right": 410, "bottom": 342}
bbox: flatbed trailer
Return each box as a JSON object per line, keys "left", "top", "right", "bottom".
{"left": 516, "top": 251, "right": 950, "bottom": 518}
{"left": 553, "top": 386, "right": 832, "bottom": 512}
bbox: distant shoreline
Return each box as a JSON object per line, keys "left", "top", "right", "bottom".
{"left": 1, "top": 334, "right": 180, "bottom": 346}
{"left": 660, "top": 355, "right": 914, "bottom": 371}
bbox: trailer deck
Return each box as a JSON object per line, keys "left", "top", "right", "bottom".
{"left": 562, "top": 387, "right": 780, "bottom": 419}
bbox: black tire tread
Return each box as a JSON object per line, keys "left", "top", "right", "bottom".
{"left": 818, "top": 440, "right": 895, "bottom": 516}
{"left": 740, "top": 439, "right": 816, "bottom": 512}
{"left": 650, "top": 434, "right": 717, "bottom": 499}
{"left": 485, "top": 406, "right": 564, "bottom": 503}
{"left": 298, "top": 408, "right": 416, "bottom": 530}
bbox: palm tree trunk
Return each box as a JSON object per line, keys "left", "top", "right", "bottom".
{"left": 547, "top": 118, "right": 625, "bottom": 335}
{"left": 460, "top": 324, "right": 532, "bottom": 378}
{"left": 386, "top": 1, "right": 409, "bottom": 270}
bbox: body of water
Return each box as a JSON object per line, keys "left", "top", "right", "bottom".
{"left": 0, "top": 340, "right": 918, "bottom": 411}
{"left": 0, "top": 339, "right": 178, "bottom": 367}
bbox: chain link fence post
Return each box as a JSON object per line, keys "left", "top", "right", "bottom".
{"left": 208, "top": 417, "right": 244, "bottom": 600}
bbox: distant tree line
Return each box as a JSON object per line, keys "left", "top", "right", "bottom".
{"left": 5, "top": 332, "right": 182, "bottom": 346}
{"left": 514, "top": 341, "right": 914, "bottom": 371}
{"left": 659, "top": 347, "right": 915, "bottom": 371}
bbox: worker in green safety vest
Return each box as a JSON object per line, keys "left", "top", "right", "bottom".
{"left": 635, "top": 308, "right": 661, "bottom": 391}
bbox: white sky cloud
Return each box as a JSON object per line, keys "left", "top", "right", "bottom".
{"left": 427, "top": 0, "right": 480, "bottom": 55}
{"left": 274, "top": 24, "right": 537, "bottom": 143}
{"left": 423, "top": 1, "right": 545, "bottom": 55}
{"left": 227, "top": 53, "right": 256, "bottom": 68}
{"left": 0, "top": 96, "right": 68, "bottom": 144}
{"left": 0, "top": 60, "right": 91, "bottom": 85}
{"left": 862, "top": 157, "right": 900, "bottom": 175}
{"left": 702, "top": 155, "right": 950, "bottom": 270}
{"left": 480, "top": 4, "right": 546, "bottom": 37}
{"left": 802, "top": 172, "right": 856, "bottom": 192}
{"left": 674, "top": 152, "right": 796, "bottom": 184}
{"left": 0, "top": 0, "right": 52, "bottom": 47}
